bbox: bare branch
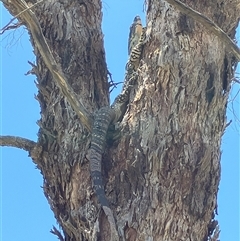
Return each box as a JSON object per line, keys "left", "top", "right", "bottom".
{"left": 164, "top": 0, "right": 240, "bottom": 61}
{"left": 0, "top": 21, "right": 23, "bottom": 34}
{"left": 1, "top": 0, "right": 93, "bottom": 131}
{"left": 0, "top": 135, "right": 36, "bottom": 152}
{"left": 0, "top": 0, "right": 43, "bottom": 34}
{"left": 232, "top": 77, "right": 240, "bottom": 84}
{"left": 50, "top": 226, "right": 64, "bottom": 241}
{"left": 0, "top": 135, "right": 43, "bottom": 164}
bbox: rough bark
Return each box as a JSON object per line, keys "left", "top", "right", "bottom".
{"left": 2, "top": 0, "right": 109, "bottom": 240}
{"left": 1, "top": 0, "right": 239, "bottom": 241}
{"left": 113, "top": 1, "right": 238, "bottom": 240}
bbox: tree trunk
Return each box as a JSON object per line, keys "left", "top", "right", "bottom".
{"left": 2, "top": 0, "right": 239, "bottom": 241}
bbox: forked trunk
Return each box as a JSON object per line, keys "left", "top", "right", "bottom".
{"left": 2, "top": 0, "right": 239, "bottom": 240}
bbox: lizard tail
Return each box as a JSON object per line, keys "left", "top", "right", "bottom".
{"left": 89, "top": 106, "right": 119, "bottom": 240}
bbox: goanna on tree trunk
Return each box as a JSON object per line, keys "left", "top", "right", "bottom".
{"left": 1, "top": 0, "right": 239, "bottom": 240}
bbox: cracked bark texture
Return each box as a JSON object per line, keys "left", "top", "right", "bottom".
{"left": 2, "top": 0, "right": 239, "bottom": 240}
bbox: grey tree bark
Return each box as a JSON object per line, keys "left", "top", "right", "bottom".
{"left": 1, "top": 0, "right": 239, "bottom": 240}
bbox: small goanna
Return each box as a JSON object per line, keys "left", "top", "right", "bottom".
{"left": 89, "top": 24, "right": 146, "bottom": 240}
{"left": 128, "top": 15, "right": 142, "bottom": 56}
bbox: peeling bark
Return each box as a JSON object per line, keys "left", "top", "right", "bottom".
{"left": 111, "top": 1, "right": 238, "bottom": 240}
{"left": 1, "top": 0, "right": 239, "bottom": 240}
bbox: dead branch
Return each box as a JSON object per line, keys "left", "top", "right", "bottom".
{"left": 0, "top": 21, "right": 23, "bottom": 34}
{"left": 0, "top": 135, "right": 36, "bottom": 151}
{"left": 50, "top": 226, "right": 64, "bottom": 241}
{"left": 1, "top": 0, "right": 93, "bottom": 131}
{"left": 0, "top": 135, "right": 43, "bottom": 164}
{"left": 0, "top": 0, "right": 43, "bottom": 34}
{"left": 232, "top": 77, "right": 240, "bottom": 84}
{"left": 164, "top": 0, "right": 240, "bottom": 61}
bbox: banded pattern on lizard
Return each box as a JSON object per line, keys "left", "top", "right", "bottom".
{"left": 128, "top": 15, "right": 142, "bottom": 56}
{"left": 89, "top": 22, "right": 146, "bottom": 240}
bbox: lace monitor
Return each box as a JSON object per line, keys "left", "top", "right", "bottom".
{"left": 128, "top": 15, "right": 142, "bottom": 56}
{"left": 89, "top": 23, "right": 146, "bottom": 240}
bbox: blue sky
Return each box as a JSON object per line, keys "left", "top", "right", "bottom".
{"left": 0, "top": 1, "right": 239, "bottom": 240}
